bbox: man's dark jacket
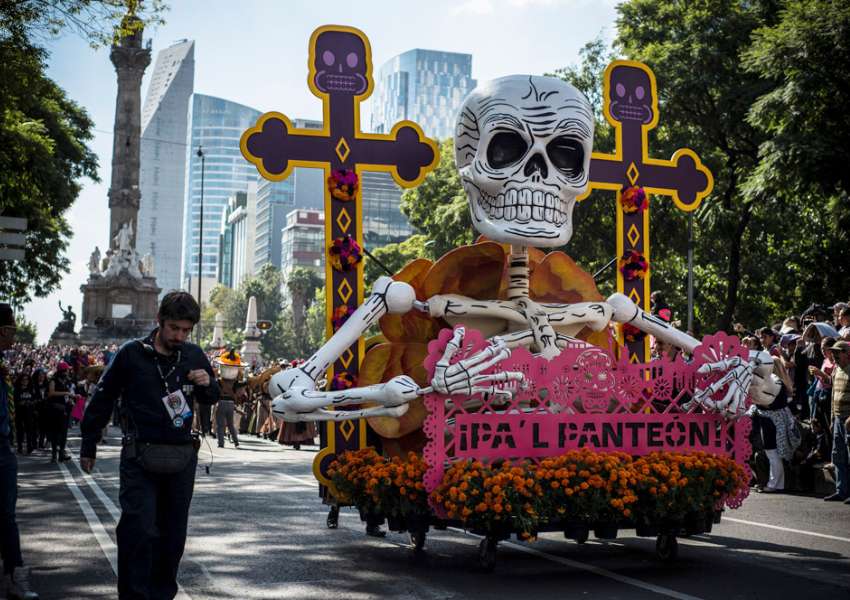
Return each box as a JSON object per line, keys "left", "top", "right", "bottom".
{"left": 80, "top": 330, "right": 220, "bottom": 459}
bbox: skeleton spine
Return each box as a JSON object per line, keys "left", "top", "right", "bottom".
{"left": 507, "top": 245, "right": 530, "bottom": 301}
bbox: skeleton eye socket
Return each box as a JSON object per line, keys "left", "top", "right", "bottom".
{"left": 487, "top": 131, "right": 528, "bottom": 168}
{"left": 546, "top": 136, "right": 584, "bottom": 175}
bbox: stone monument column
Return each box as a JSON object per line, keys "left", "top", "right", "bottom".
{"left": 108, "top": 13, "right": 151, "bottom": 245}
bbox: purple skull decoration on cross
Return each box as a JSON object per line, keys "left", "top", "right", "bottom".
{"left": 312, "top": 30, "right": 369, "bottom": 95}
{"left": 608, "top": 65, "right": 655, "bottom": 125}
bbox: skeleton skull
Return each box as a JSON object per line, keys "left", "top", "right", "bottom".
{"left": 312, "top": 30, "right": 369, "bottom": 95}
{"left": 454, "top": 75, "right": 594, "bottom": 247}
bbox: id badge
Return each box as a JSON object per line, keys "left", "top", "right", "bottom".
{"left": 162, "top": 389, "right": 193, "bottom": 427}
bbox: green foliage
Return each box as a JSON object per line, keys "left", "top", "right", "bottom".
{"left": 364, "top": 234, "right": 430, "bottom": 288}
{"left": 0, "top": 37, "right": 98, "bottom": 306}
{"left": 400, "top": 138, "right": 473, "bottom": 258}
{"left": 0, "top": 1, "right": 168, "bottom": 49}
{"left": 608, "top": 0, "right": 850, "bottom": 330}
{"left": 14, "top": 314, "right": 37, "bottom": 344}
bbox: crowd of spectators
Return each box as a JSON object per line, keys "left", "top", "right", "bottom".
{"left": 724, "top": 301, "right": 850, "bottom": 502}
{"left": 3, "top": 344, "right": 113, "bottom": 462}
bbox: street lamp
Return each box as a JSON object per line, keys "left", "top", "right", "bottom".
{"left": 197, "top": 144, "right": 205, "bottom": 344}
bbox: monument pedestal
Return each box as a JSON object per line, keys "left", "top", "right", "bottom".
{"left": 79, "top": 271, "right": 160, "bottom": 345}
{"left": 48, "top": 330, "right": 80, "bottom": 346}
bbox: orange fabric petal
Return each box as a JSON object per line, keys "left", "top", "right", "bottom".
{"left": 361, "top": 342, "right": 430, "bottom": 438}
{"left": 423, "top": 241, "right": 505, "bottom": 300}
{"left": 530, "top": 250, "right": 603, "bottom": 304}
{"left": 380, "top": 258, "right": 441, "bottom": 343}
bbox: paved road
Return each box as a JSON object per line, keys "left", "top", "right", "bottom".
{"left": 15, "top": 426, "right": 850, "bottom": 599}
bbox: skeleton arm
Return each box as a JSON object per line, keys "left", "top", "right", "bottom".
{"left": 270, "top": 276, "right": 419, "bottom": 422}
{"left": 607, "top": 293, "right": 700, "bottom": 353}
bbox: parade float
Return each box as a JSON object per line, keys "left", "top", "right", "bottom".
{"left": 240, "top": 25, "right": 777, "bottom": 570}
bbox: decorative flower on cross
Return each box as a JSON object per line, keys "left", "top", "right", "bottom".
{"left": 618, "top": 250, "right": 648, "bottom": 281}
{"left": 329, "top": 235, "right": 363, "bottom": 272}
{"left": 620, "top": 186, "right": 648, "bottom": 213}
{"left": 328, "top": 169, "right": 359, "bottom": 202}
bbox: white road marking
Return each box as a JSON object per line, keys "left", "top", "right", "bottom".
{"left": 58, "top": 462, "right": 118, "bottom": 574}
{"left": 448, "top": 527, "right": 705, "bottom": 600}
{"left": 722, "top": 517, "right": 850, "bottom": 545}
{"left": 61, "top": 459, "right": 193, "bottom": 600}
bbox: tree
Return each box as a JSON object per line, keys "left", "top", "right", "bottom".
{"left": 612, "top": 0, "right": 783, "bottom": 330}
{"left": 285, "top": 267, "right": 323, "bottom": 329}
{"left": 1, "top": 1, "right": 167, "bottom": 49}
{"left": 364, "top": 234, "right": 429, "bottom": 287}
{"left": 14, "top": 315, "right": 37, "bottom": 344}
{"left": 742, "top": 0, "right": 850, "bottom": 306}
{"left": 400, "top": 138, "right": 473, "bottom": 258}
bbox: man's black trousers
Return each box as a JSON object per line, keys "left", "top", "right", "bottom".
{"left": 0, "top": 445, "right": 23, "bottom": 575}
{"left": 117, "top": 446, "right": 197, "bottom": 600}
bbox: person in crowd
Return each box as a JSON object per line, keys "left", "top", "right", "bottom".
{"left": 757, "top": 327, "right": 780, "bottom": 357}
{"left": 0, "top": 304, "right": 39, "bottom": 599}
{"left": 752, "top": 368, "right": 798, "bottom": 494}
{"left": 825, "top": 340, "right": 850, "bottom": 503}
{"left": 12, "top": 374, "right": 36, "bottom": 456}
{"left": 213, "top": 349, "right": 243, "bottom": 449}
{"left": 810, "top": 337, "right": 836, "bottom": 429}
{"left": 832, "top": 302, "right": 848, "bottom": 329}
{"left": 80, "top": 291, "right": 220, "bottom": 600}
{"left": 838, "top": 306, "right": 850, "bottom": 341}
{"left": 45, "top": 362, "right": 74, "bottom": 463}
{"left": 781, "top": 316, "right": 801, "bottom": 334}
{"left": 31, "top": 370, "right": 49, "bottom": 451}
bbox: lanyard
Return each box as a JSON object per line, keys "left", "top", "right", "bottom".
{"left": 154, "top": 350, "right": 181, "bottom": 395}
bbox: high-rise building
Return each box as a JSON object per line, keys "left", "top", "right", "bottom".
{"left": 218, "top": 184, "right": 257, "bottom": 289}
{"left": 253, "top": 119, "right": 324, "bottom": 272}
{"left": 372, "top": 49, "right": 476, "bottom": 141}
{"left": 182, "top": 94, "right": 261, "bottom": 301}
{"left": 138, "top": 39, "right": 194, "bottom": 297}
{"left": 280, "top": 209, "right": 325, "bottom": 280}
{"left": 364, "top": 49, "right": 476, "bottom": 250}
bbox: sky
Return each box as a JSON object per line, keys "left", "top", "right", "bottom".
{"left": 28, "top": 0, "right": 619, "bottom": 343}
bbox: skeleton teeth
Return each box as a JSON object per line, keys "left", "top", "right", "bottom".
{"left": 533, "top": 191, "right": 543, "bottom": 207}
{"left": 477, "top": 188, "right": 571, "bottom": 228}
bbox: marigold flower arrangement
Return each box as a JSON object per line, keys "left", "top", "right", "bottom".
{"left": 328, "top": 169, "right": 358, "bottom": 201}
{"left": 329, "top": 448, "right": 429, "bottom": 522}
{"left": 329, "top": 448, "right": 747, "bottom": 540}
{"left": 618, "top": 250, "right": 648, "bottom": 281}
{"left": 620, "top": 186, "right": 648, "bottom": 213}
{"left": 329, "top": 235, "right": 363, "bottom": 272}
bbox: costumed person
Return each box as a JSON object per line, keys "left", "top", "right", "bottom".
{"left": 80, "top": 291, "right": 220, "bottom": 599}
{"left": 278, "top": 359, "right": 316, "bottom": 450}
{"left": 212, "top": 349, "right": 244, "bottom": 449}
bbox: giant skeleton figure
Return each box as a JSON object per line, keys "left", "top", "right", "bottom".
{"left": 270, "top": 75, "right": 781, "bottom": 423}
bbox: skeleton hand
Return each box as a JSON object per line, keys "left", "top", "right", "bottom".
{"left": 429, "top": 327, "right": 523, "bottom": 400}
{"left": 691, "top": 356, "right": 754, "bottom": 418}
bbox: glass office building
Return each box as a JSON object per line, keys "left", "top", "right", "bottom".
{"left": 371, "top": 49, "right": 476, "bottom": 142}
{"left": 181, "top": 94, "right": 261, "bottom": 297}
{"left": 253, "top": 119, "right": 324, "bottom": 272}
{"left": 365, "top": 49, "right": 476, "bottom": 249}
{"left": 138, "top": 39, "right": 194, "bottom": 297}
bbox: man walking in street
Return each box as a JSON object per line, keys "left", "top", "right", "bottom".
{"left": 825, "top": 340, "right": 850, "bottom": 503}
{"left": 80, "top": 291, "right": 220, "bottom": 599}
{"left": 0, "top": 304, "right": 39, "bottom": 599}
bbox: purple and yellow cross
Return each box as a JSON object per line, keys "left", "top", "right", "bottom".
{"left": 240, "top": 25, "right": 439, "bottom": 488}
{"left": 583, "top": 60, "right": 714, "bottom": 362}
